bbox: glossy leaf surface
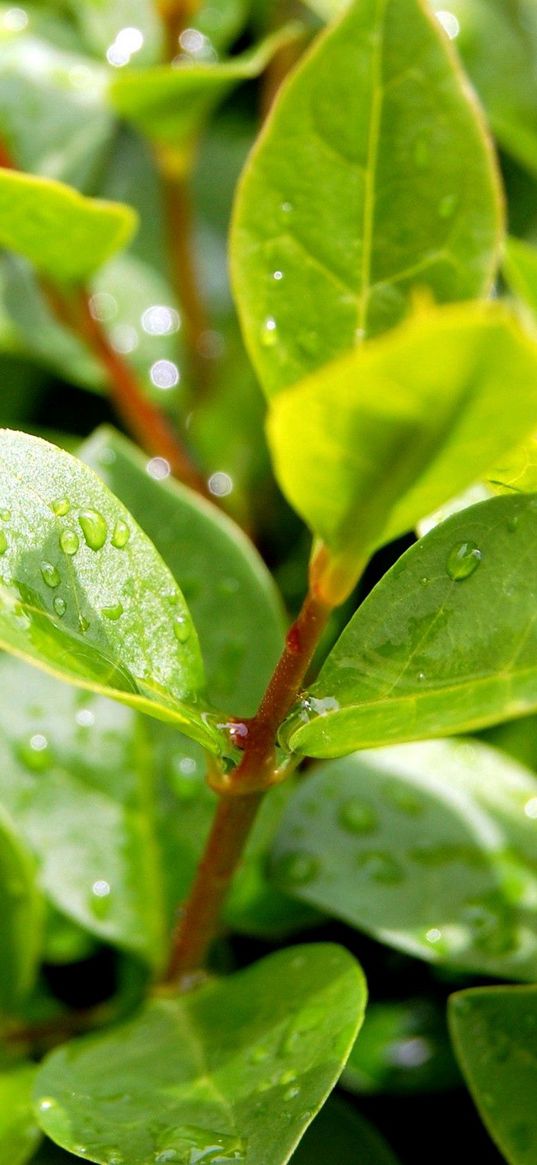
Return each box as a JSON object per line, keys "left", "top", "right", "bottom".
{"left": 0, "top": 1062, "right": 41, "bottom": 1165}
{"left": 110, "top": 26, "right": 300, "bottom": 156}
{"left": 231, "top": 0, "right": 501, "bottom": 396}
{"left": 284, "top": 494, "right": 537, "bottom": 757}
{"left": 267, "top": 303, "right": 537, "bottom": 584}
{"left": 34, "top": 945, "right": 366, "bottom": 1165}
{"left": 450, "top": 985, "right": 537, "bottom": 1165}
{"left": 0, "top": 657, "right": 166, "bottom": 967}
{"left": 0, "top": 171, "right": 136, "bottom": 283}
{"left": 0, "top": 431, "right": 225, "bottom": 754}
{"left": 82, "top": 426, "right": 285, "bottom": 716}
{"left": 291, "top": 1096, "right": 400, "bottom": 1164}
{"left": 271, "top": 739, "right": 537, "bottom": 978}
{"left": 434, "top": 0, "right": 537, "bottom": 176}
{"left": 0, "top": 804, "right": 42, "bottom": 1012}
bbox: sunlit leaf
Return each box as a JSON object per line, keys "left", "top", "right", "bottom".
{"left": 34, "top": 945, "right": 366, "bottom": 1165}
{"left": 231, "top": 0, "right": 502, "bottom": 396}
{"left": 271, "top": 738, "right": 537, "bottom": 978}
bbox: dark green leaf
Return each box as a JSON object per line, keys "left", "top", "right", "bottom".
{"left": 0, "top": 1062, "right": 41, "bottom": 1165}
{"left": 271, "top": 738, "right": 537, "bottom": 978}
{"left": 283, "top": 494, "right": 537, "bottom": 757}
{"left": 231, "top": 0, "right": 502, "bottom": 396}
{"left": 266, "top": 303, "right": 537, "bottom": 596}
{"left": 0, "top": 430, "right": 226, "bottom": 754}
{"left": 34, "top": 945, "right": 366, "bottom": 1165}
{"left": 449, "top": 984, "right": 537, "bottom": 1165}
{"left": 290, "top": 1096, "right": 401, "bottom": 1164}
{"left": 0, "top": 804, "right": 42, "bottom": 1012}
{"left": 0, "top": 171, "right": 137, "bottom": 283}
{"left": 82, "top": 426, "right": 285, "bottom": 715}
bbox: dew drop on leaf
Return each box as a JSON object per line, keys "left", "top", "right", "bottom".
{"left": 111, "top": 518, "right": 131, "bottom": 548}
{"left": 0, "top": 529, "right": 7, "bottom": 554}
{"left": 260, "top": 317, "right": 278, "bottom": 347}
{"left": 507, "top": 513, "right": 519, "bottom": 532}
{"left": 78, "top": 508, "right": 108, "bottom": 551}
{"left": 0, "top": 508, "right": 11, "bottom": 521}
{"left": 355, "top": 851, "right": 404, "bottom": 884}
{"left": 53, "top": 596, "right": 66, "bottom": 617}
{"left": 79, "top": 615, "right": 90, "bottom": 633}
{"left": 41, "top": 561, "right": 61, "bottom": 589}
{"left": 277, "top": 851, "right": 319, "bottom": 885}
{"left": 446, "top": 540, "right": 482, "bottom": 580}
{"left": 338, "top": 797, "right": 378, "bottom": 835}
{"left": 173, "top": 615, "right": 190, "bottom": 643}
{"left": 60, "top": 528, "right": 80, "bottom": 556}
{"left": 51, "top": 498, "right": 71, "bottom": 516}
{"left": 101, "top": 602, "right": 124, "bottom": 621}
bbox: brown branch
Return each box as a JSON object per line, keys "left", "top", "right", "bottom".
{"left": 158, "top": 0, "right": 202, "bottom": 60}
{"left": 160, "top": 170, "right": 213, "bottom": 399}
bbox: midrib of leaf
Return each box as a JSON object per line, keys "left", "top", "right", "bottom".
{"left": 357, "top": 0, "right": 387, "bottom": 338}
{"left": 169, "top": 1000, "right": 238, "bottom": 1130}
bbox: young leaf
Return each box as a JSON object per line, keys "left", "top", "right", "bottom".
{"left": 110, "top": 26, "right": 302, "bottom": 160}
{"left": 81, "top": 426, "right": 285, "bottom": 715}
{"left": 0, "top": 804, "right": 42, "bottom": 1012}
{"left": 0, "top": 430, "right": 226, "bottom": 755}
{"left": 271, "top": 739, "right": 537, "bottom": 979}
{"left": 34, "top": 945, "right": 366, "bottom": 1165}
{"left": 283, "top": 494, "right": 537, "bottom": 757}
{"left": 0, "top": 1062, "right": 41, "bottom": 1165}
{"left": 0, "top": 171, "right": 137, "bottom": 283}
{"left": 266, "top": 303, "right": 537, "bottom": 595}
{"left": 434, "top": 0, "right": 537, "bottom": 177}
{"left": 231, "top": 0, "right": 502, "bottom": 397}
{"left": 449, "top": 985, "right": 537, "bottom": 1165}
{"left": 290, "top": 1096, "right": 401, "bottom": 1164}
{"left": 0, "top": 657, "right": 167, "bottom": 968}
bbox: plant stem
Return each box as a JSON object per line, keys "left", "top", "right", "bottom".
{"left": 47, "top": 282, "right": 211, "bottom": 496}
{"left": 165, "top": 580, "right": 332, "bottom": 984}
{"left": 158, "top": 0, "right": 202, "bottom": 61}
{"left": 160, "top": 170, "right": 213, "bottom": 399}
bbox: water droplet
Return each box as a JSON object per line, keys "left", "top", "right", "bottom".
{"left": 507, "top": 513, "right": 519, "bottom": 533}
{"left": 41, "top": 561, "right": 60, "bottom": 589}
{"left": 0, "top": 530, "right": 7, "bottom": 554}
{"left": 53, "top": 596, "right": 66, "bottom": 617}
{"left": 147, "top": 457, "right": 171, "bottom": 480}
{"left": 173, "top": 615, "right": 190, "bottom": 643}
{"left": 101, "top": 602, "right": 124, "bottom": 621}
{"left": 18, "top": 733, "right": 52, "bottom": 772}
{"left": 272, "top": 270, "right": 284, "bottom": 281}
{"left": 0, "top": 508, "right": 11, "bottom": 521}
{"left": 111, "top": 518, "right": 130, "bottom": 548}
{"left": 75, "top": 708, "right": 95, "bottom": 728}
{"left": 524, "top": 796, "right": 537, "bottom": 819}
{"left": 284, "top": 1085, "right": 300, "bottom": 1101}
{"left": 208, "top": 471, "right": 233, "bottom": 497}
{"left": 60, "top": 528, "right": 79, "bottom": 555}
{"left": 38, "top": 1097, "right": 57, "bottom": 1113}
{"left": 338, "top": 797, "right": 378, "bottom": 835}
{"left": 280, "top": 200, "right": 293, "bottom": 215}
{"left": 90, "top": 879, "right": 112, "bottom": 919}
{"left": 78, "top": 509, "right": 107, "bottom": 551}
{"left": 438, "top": 193, "right": 458, "bottom": 218}
{"left": 436, "top": 9, "right": 460, "bottom": 38}
{"left": 384, "top": 780, "right": 425, "bottom": 816}
{"left": 79, "top": 615, "right": 90, "bottom": 633}
{"left": 51, "top": 498, "right": 70, "bottom": 517}
{"left": 419, "top": 576, "right": 429, "bottom": 586}
{"left": 155, "top": 1153, "right": 180, "bottom": 1164}
{"left": 417, "top": 671, "right": 426, "bottom": 682}
{"left": 425, "top": 927, "right": 443, "bottom": 944}
{"left": 260, "top": 317, "right": 278, "bottom": 347}
{"left": 446, "top": 540, "right": 482, "bottom": 581}
{"left": 150, "top": 359, "right": 180, "bottom": 390}
{"left": 249, "top": 1045, "right": 270, "bottom": 1064}
{"left": 276, "top": 851, "right": 319, "bottom": 885}
{"left": 355, "top": 850, "right": 404, "bottom": 884}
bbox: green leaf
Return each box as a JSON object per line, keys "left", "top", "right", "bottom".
{"left": 110, "top": 26, "right": 302, "bottom": 159}
{"left": 283, "top": 494, "right": 537, "bottom": 757}
{"left": 0, "top": 1062, "right": 41, "bottom": 1165}
{"left": 34, "top": 945, "right": 366, "bottom": 1165}
{"left": 0, "top": 171, "right": 137, "bottom": 283}
{"left": 290, "top": 1096, "right": 400, "bottom": 1164}
{"left": 0, "top": 803, "right": 42, "bottom": 1012}
{"left": 271, "top": 738, "right": 537, "bottom": 978}
{"left": 0, "top": 656, "right": 166, "bottom": 967}
{"left": 230, "top": 0, "right": 502, "bottom": 397}
{"left": 266, "top": 303, "right": 537, "bottom": 594}
{"left": 433, "top": 0, "right": 537, "bottom": 177}
{"left": 343, "top": 998, "right": 459, "bottom": 1095}
{"left": 81, "top": 426, "right": 285, "bottom": 715}
{"left": 0, "top": 430, "right": 226, "bottom": 755}
{"left": 449, "top": 984, "right": 537, "bottom": 1165}
{"left": 66, "top": 0, "right": 162, "bottom": 64}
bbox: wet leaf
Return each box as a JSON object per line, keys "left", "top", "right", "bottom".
{"left": 231, "top": 0, "right": 501, "bottom": 396}
{"left": 283, "top": 494, "right": 537, "bottom": 756}
{"left": 450, "top": 984, "right": 537, "bottom": 1165}
{"left": 271, "top": 738, "right": 537, "bottom": 979}
{"left": 0, "top": 430, "right": 226, "bottom": 755}
{"left": 0, "top": 803, "right": 42, "bottom": 1012}
{"left": 34, "top": 945, "right": 366, "bottom": 1165}
{"left": 0, "top": 1062, "right": 41, "bottom": 1165}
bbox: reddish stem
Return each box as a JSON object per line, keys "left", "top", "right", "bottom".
{"left": 160, "top": 172, "right": 213, "bottom": 399}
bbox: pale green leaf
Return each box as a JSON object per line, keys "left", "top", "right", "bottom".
{"left": 432, "top": 0, "right": 537, "bottom": 176}
{"left": 110, "top": 25, "right": 302, "bottom": 155}
{"left": 0, "top": 1062, "right": 41, "bottom": 1165}
{"left": 283, "top": 494, "right": 537, "bottom": 757}
{"left": 0, "top": 430, "right": 226, "bottom": 755}
{"left": 82, "top": 426, "right": 285, "bottom": 716}
{"left": 267, "top": 303, "right": 537, "bottom": 592}
{"left": 34, "top": 945, "right": 366, "bottom": 1165}
{"left": 449, "top": 985, "right": 537, "bottom": 1165}
{"left": 0, "top": 171, "right": 137, "bottom": 282}
{"left": 231, "top": 0, "right": 502, "bottom": 397}
{"left": 0, "top": 657, "right": 166, "bottom": 968}
{"left": 271, "top": 738, "right": 537, "bottom": 978}
{"left": 0, "top": 804, "right": 42, "bottom": 1012}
